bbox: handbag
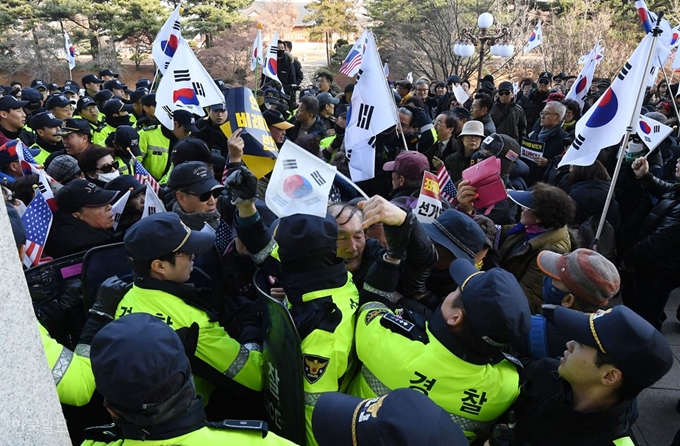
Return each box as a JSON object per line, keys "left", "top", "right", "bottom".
{"left": 461, "top": 157, "right": 507, "bottom": 212}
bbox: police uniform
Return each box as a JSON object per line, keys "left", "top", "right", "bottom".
{"left": 92, "top": 123, "right": 115, "bottom": 146}
{"left": 138, "top": 124, "right": 171, "bottom": 180}
{"left": 38, "top": 323, "right": 95, "bottom": 406}
{"left": 81, "top": 421, "right": 297, "bottom": 445}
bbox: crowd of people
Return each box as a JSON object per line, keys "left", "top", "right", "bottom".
{"left": 2, "top": 56, "right": 680, "bottom": 446}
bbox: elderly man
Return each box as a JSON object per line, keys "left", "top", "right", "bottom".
{"left": 524, "top": 100, "right": 568, "bottom": 185}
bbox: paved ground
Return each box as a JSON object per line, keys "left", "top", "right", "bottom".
{"left": 631, "top": 288, "right": 680, "bottom": 445}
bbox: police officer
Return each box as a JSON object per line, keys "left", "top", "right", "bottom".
{"left": 509, "top": 305, "right": 673, "bottom": 445}
{"left": 28, "top": 111, "right": 64, "bottom": 164}
{"left": 195, "top": 102, "right": 229, "bottom": 178}
{"left": 139, "top": 109, "right": 199, "bottom": 180}
{"left": 75, "top": 96, "right": 101, "bottom": 133}
{"left": 228, "top": 166, "right": 358, "bottom": 446}
{"left": 108, "top": 125, "right": 142, "bottom": 176}
{"left": 44, "top": 118, "right": 93, "bottom": 166}
{"left": 128, "top": 88, "right": 148, "bottom": 126}
{"left": 82, "top": 73, "right": 104, "bottom": 98}
{"left": 137, "top": 93, "right": 158, "bottom": 130}
{"left": 82, "top": 313, "right": 295, "bottom": 445}
{"left": 113, "top": 212, "right": 263, "bottom": 404}
{"left": 514, "top": 248, "right": 620, "bottom": 360}
{"left": 93, "top": 98, "right": 134, "bottom": 146}
{"left": 45, "top": 94, "right": 75, "bottom": 120}
{"left": 0, "top": 95, "right": 31, "bottom": 145}
{"left": 347, "top": 197, "right": 531, "bottom": 441}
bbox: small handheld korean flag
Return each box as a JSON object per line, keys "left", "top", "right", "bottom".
{"left": 152, "top": 3, "right": 183, "bottom": 74}
{"left": 156, "top": 39, "right": 224, "bottom": 131}
{"left": 64, "top": 31, "right": 76, "bottom": 70}
{"left": 636, "top": 114, "right": 673, "bottom": 152}
{"left": 523, "top": 20, "right": 542, "bottom": 53}
{"left": 265, "top": 140, "right": 337, "bottom": 218}
{"left": 142, "top": 185, "right": 167, "bottom": 219}
{"left": 251, "top": 26, "right": 264, "bottom": 71}
{"left": 414, "top": 171, "right": 442, "bottom": 224}
{"left": 566, "top": 41, "right": 601, "bottom": 110}
{"left": 262, "top": 32, "right": 282, "bottom": 85}
{"left": 110, "top": 190, "right": 130, "bottom": 231}
{"left": 560, "top": 33, "right": 654, "bottom": 167}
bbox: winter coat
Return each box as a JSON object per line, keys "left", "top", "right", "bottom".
{"left": 491, "top": 100, "right": 527, "bottom": 144}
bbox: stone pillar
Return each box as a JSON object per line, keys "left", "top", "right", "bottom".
{"left": 0, "top": 204, "right": 71, "bottom": 445}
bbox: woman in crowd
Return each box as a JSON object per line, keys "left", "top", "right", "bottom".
{"left": 78, "top": 146, "right": 120, "bottom": 187}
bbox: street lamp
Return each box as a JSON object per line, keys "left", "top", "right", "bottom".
{"left": 453, "top": 12, "right": 512, "bottom": 87}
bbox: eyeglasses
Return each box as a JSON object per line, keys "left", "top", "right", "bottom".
{"left": 498, "top": 91, "right": 512, "bottom": 96}
{"left": 539, "top": 111, "right": 559, "bottom": 117}
{"left": 96, "top": 160, "right": 120, "bottom": 173}
{"left": 182, "top": 188, "right": 222, "bottom": 202}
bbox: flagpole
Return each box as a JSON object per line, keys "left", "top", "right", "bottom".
{"left": 592, "top": 13, "right": 663, "bottom": 250}
{"left": 656, "top": 55, "right": 680, "bottom": 138}
{"left": 151, "top": 66, "right": 160, "bottom": 93}
{"left": 254, "top": 62, "right": 260, "bottom": 94}
{"left": 335, "top": 170, "right": 369, "bottom": 199}
{"left": 539, "top": 42, "right": 548, "bottom": 72}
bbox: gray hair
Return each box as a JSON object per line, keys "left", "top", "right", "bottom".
{"left": 546, "top": 101, "right": 567, "bottom": 120}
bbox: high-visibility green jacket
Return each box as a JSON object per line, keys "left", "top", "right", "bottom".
{"left": 138, "top": 125, "right": 170, "bottom": 180}
{"left": 115, "top": 285, "right": 263, "bottom": 402}
{"left": 39, "top": 323, "right": 95, "bottom": 406}
{"left": 92, "top": 123, "right": 116, "bottom": 147}
{"left": 348, "top": 301, "right": 521, "bottom": 440}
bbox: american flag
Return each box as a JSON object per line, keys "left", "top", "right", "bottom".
{"left": 21, "top": 190, "right": 53, "bottom": 268}
{"left": 215, "top": 219, "right": 233, "bottom": 256}
{"left": 339, "top": 30, "right": 368, "bottom": 77}
{"left": 133, "top": 158, "right": 160, "bottom": 193}
{"left": 220, "top": 153, "right": 232, "bottom": 185}
{"left": 436, "top": 165, "right": 457, "bottom": 206}
{"left": 15, "top": 140, "right": 38, "bottom": 164}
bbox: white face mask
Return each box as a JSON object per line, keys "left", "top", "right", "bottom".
{"left": 97, "top": 170, "right": 120, "bottom": 183}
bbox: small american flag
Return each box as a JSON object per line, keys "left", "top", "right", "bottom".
{"left": 220, "top": 154, "right": 232, "bottom": 185}
{"left": 339, "top": 32, "right": 368, "bottom": 77}
{"left": 436, "top": 165, "right": 457, "bottom": 206}
{"left": 21, "top": 190, "right": 53, "bottom": 268}
{"left": 133, "top": 158, "right": 160, "bottom": 193}
{"left": 215, "top": 219, "right": 233, "bottom": 256}
{"left": 15, "top": 140, "right": 38, "bottom": 164}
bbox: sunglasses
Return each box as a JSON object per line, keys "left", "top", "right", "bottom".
{"left": 538, "top": 80, "right": 550, "bottom": 84}
{"left": 96, "top": 160, "right": 120, "bottom": 173}
{"left": 498, "top": 91, "right": 512, "bottom": 96}
{"left": 183, "top": 188, "right": 222, "bottom": 202}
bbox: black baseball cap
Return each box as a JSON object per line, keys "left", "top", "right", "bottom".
{"left": 263, "top": 109, "right": 294, "bottom": 130}
{"left": 55, "top": 118, "right": 92, "bottom": 136}
{"left": 451, "top": 106, "right": 471, "bottom": 122}
{"left": 63, "top": 83, "right": 80, "bottom": 95}
{"left": 317, "top": 92, "right": 339, "bottom": 107}
{"left": 209, "top": 102, "right": 226, "bottom": 112}
{"left": 480, "top": 133, "right": 505, "bottom": 157}
{"left": 312, "top": 389, "right": 468, "bottom": 446}
{"left": 275, "top": 213, "right": 338, "bottom": 276}
{"left": 29, "top": 111, "right": 63, "bottom": 130}
{"left": 124, "top": 212, "right": 216, "bottom": 261}
{"left": 77, "top": 96, "right": 97, "bottom": 111}
{"left": 544, "top": 305, "right": 673, "bottom": 391}
{"left": 538, "top": 71, "right": 553, "bottom": 82}
{"left": 21, "top": 88, "right": 43, "bottom": 105}
{"left": 56, "top": 179, "right": 119, "bottom": 214}
{"left": 171, "top": 137, "right": 215, "bottom": 165}
{"left": 0, "top": 96, "right": 29, "bottom": 111}
{"left": 47, "top": 83, "right": 60, "bottom": 92}
{"left": 136, "top": 78, "right": 151, "bottom": 90}
{"left": 104, "top": 79, "right": 127, "bottom": 91}
{"left": 141, "top": 93, "right": 156, "bottom": 107}
{"left": 102, "top": 98, "right": 133, "bottom": 116}
{"left": 45, "top": 94, "right": 75, "bottom": 110}
{"left": 129, "top": 88, "right": 148, "bottom": 103}
{"left": 449, "top": 258, "right": 531, "bottom": 347}
{"left": 91, "top": 313, "right": 192, "bottom": 413}
{"left": 113, "top": 126, "right": 141, "bottom": 155}
{"left": 172, "top": 109, "right": 200, "bottom": 132}
{"left": 168, "top": 161, "right": 221, "bottom": 194}
{"left": 99, "top": 69, "right": 118, "bottom": 77}
{"left": 447, "top": 75, "right": 461, "bottom": 84}
{"left": 498, "top": 81, "right": 513, "bottom": 92}
{"left": 82, "top": 74, "right": 104, "bottom": 85}
{"left": 94, "top": 90, "right": 114, "bottom": 105}
{"left": 105, "top": 174, "right": 146, "bottom": 199}
{"left": 507, "top": 189, "right": 534, "bottom": 210}
{"left": 422, "top": 209, "right": 486, "bottom": 262}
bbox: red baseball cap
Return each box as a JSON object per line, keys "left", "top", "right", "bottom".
{"left": 383, "top": 151, "right": 429, "bottom": 180}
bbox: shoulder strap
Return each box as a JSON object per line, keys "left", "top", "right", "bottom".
{"left": 528, "top": 315, "right": 549, "bottom": 360}
{"left": 206, "top": 419, "right": 269, "bottom": 438}
{"left": 380, "top": 312, "right": 429, "bottom": 343}
{"left": 82, "top": 424, "right": 122, "bottom": 442}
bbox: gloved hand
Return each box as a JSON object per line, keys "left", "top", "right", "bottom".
{"left": 225, "top": 166, "right": 258, "bottom": 205}
{"left": 90, "top": 276, "right": 132, "bottom": 320}
{"left": 383, "top": 211, "right": 415, "bottom": 260}
{"left": 223, "top": 296, "right": 263, "bottom": 345}
{"left": 175, "top": 322, "right": 199, "bottom": 358}
{"left": 488, "top": 411, "right": 516, "bottom": 446}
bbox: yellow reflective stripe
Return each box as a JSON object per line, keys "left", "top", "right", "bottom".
{"left": 613, "top": 437, "right": 634, "bottom": 446}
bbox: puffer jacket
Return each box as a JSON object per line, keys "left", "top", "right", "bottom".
{"left": 45, "top": 211, "right": 120, "bottom": 259}
{"left": 623, "top": 173, "right": 680, "bottom": 284}
{"left": 498, "top": 224, "right": 571, "bottom": 314}
{"left": 490, "top": 100, "right": 527, "bottom": 144}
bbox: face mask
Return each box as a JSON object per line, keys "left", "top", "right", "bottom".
{"left": 542, "top": 276, "right": 569, "bottom": 305}
{"left": 108, "top": 115, "right": 131, "bottom": 128}
{"left": 97, "top": 170, "right": 120, "bottom": 183}
{"left": 625, "top": 143, "right": 644, "bottom": 163}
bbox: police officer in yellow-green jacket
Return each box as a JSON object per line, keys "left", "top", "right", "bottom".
{"left": 82, "top": 313, "right": 295, "bottom": 446}
{"left": 229, "top": 166, "right": 358, "bottom": 446}
{"left": 92, "top": 98, "right": 134, "bottom": 147}
{"left": 113, "top": 211, "right": 263, "bottom": 405}
{"left": 28, "top": 111, "right": 65, "bottom": 165}
{"left": 138, "top": 109, "right": 199, "bottom": 181}
{"left": 38, "top": 323, "right": 94, "bottom": 407}
{"left": 346, "top": 196, "right": 531, "bottom": 442}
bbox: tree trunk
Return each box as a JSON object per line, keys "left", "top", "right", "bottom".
{"left": 90, "top": 33, "right": 100, "bottom": 59}
{"left": 326, "top": 31, "right": 331, "bottom": 67}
